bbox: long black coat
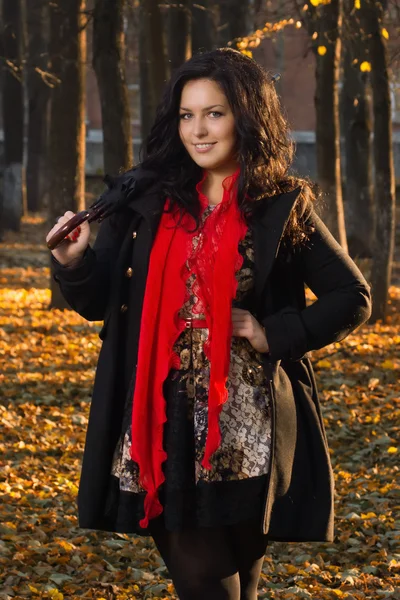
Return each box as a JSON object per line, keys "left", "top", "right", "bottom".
{"left": 52, "top": 170, "right": 372, "bottom": 542}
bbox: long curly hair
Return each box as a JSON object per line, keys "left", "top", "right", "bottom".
{"left": 140, "top": 48, "right": 316, "bottom": 243}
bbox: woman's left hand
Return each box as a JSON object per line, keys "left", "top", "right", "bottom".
{"left": 231, "top": 308, "right": 269, "bottom": 353}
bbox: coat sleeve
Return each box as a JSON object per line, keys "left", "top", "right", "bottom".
{"left": 51, "top": 215, "right": 122, "bottom": 321}
{"left": 262, "top": 207, "right": 372, "bottom": 361}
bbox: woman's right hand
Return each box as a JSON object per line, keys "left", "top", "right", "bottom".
{"left": 46, "top": 211, "right": 91, "bottom": 267}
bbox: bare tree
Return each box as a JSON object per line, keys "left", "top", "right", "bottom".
{"left": 166, "top": 0, "right": 192, "bottom": 70}
{"left": 218, "top": 0, "right": 253, "bottom": 46}
{"left": 340, "top": 0, "right": 374, "bottom": 257}
{"left": 192, "top": 0, "right": 217, "bottom": 53}
{"left": 2, "top": 0, "right": 24, "bottom": 231}
{"left": 26, "top": 0, "right": 51, "bottom": 213}
{"left": 48, "top": 0, "right": 87, "bottom": 309}
{"left": 361, "top": 0, "right": 395, "bottom": 323}
{"left": 295, "top": 0, "right": 347, "bottom": 250}
{"left": 138, "top": 0, "right": 168, "bottom": 140}
{"left": 92, "top": 0, "right": 133, "bottom": 176}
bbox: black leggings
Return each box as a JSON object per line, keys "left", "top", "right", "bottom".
{"left": 149, "top": 517, "right": 269, "bottom": 600}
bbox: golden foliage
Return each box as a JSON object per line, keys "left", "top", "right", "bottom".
{"left": 0, "top": 216, "right": 399, "bottom": 599}
{"left": 360, "top": 61, "right": 372, "bottom": 72}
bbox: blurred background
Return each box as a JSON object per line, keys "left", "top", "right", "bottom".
{"left": 1, "top": 6, "right": 400, "bottom": 598}
{"left": 0, "top": 0, "right": 399, "bottom": 318}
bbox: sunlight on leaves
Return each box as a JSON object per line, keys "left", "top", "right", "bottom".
{"left": 360, "top": 61, "right": 372, "bottom": 72}
{"left": 1, "top": 215, "right": 399, "bottom": 599}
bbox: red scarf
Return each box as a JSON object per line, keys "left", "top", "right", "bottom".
{"left": 130, "top": 169, "right": 248, "bottom": 528}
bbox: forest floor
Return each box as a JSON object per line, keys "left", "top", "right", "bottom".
{"left": 0, "top": 211, "right": 399, "bottom": 600}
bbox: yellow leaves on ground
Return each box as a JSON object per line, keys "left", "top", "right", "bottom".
{"left": 1, "top": 215, "right": 400, "bottom": 599}
{"left": 316, "top": 358, "right": 331, "bottom": 368}
{"left": 381, "top": 359, "right": 396, "bottom": 369}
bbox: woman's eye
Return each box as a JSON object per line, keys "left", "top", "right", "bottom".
{"left": 179, "top": 112, "right": 223, "bottom": 120}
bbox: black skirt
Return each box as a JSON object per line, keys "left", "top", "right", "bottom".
{"left": 103, "top": 367, "right": 269, "bottom": 536}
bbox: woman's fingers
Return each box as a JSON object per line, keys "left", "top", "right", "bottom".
{"left": 46, "top": 211, "right": 77, "bottom": 243}
{"left": 231, "top": 308, "right": 263, "bottom": 339}
{"left": 67, "top": 225, "right": 81, "bottom": 241}
{"left": 46, "top": 210, "right": 91, "bottom": 264}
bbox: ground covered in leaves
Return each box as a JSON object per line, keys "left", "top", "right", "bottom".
{"left": 0, "top": 215, "right": 399, "bottom": 600}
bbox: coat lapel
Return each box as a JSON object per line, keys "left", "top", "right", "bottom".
{"left": 123, "top": 173, "right": 302, "bottom": 304}
{"left": 252, "top": 187, "right": 301, "bottom": 301}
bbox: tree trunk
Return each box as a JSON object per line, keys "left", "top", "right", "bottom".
{"left": 26, "top": 0, "right": 51, "bottom": 213}
{"left": 2, "top": 0, "right": 24, "bottom": 231}
{"left": 312, "top": 0, "right": 347, "bottom": 250}
{"left": 217, "top": 0, "right": 251, "bottom": 46}
{"left": 340, "top": 1, "right": 374, "bottom": 257}
{"left": 48, "top": 0, "right": 87, "bottom": 309}
{"left": 92, "top": 0, "right": 133, "bottom": 176}
{"left": 139, "top": 0, "right": 168, "bottom": 141}
{"left": 361, "top": 0, "right": 395, "bottom": 323}
{"left": 167, "top": 0, "right": 192, "bottom": 71}
{"left": 192, "top": 0, "right": 217, "bottom": 54}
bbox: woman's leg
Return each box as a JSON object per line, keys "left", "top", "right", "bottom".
{"left": 149, "top": 519, "right": 241, "bottom": 600}
{"left": 226, "top": 518, "right": 269, "bottom": 600}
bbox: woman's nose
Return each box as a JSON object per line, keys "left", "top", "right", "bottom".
{"left": 192, "top": 118, "right": 208, "bottom": 138}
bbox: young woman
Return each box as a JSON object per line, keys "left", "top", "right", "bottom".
{"left": 46, "top": 48, "right": 372, "bottom": 600}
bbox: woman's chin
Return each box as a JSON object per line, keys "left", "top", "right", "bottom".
{"left": 190, "top": 155, "right": 225, "bottom": 170}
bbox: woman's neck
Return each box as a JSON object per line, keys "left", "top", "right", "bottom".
{"left": 202, "top": 166, "right": 239, "bottom": 206}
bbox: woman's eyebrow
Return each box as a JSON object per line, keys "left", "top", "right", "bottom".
{"left": 179, "top": 104, "right": 225, "bottom": 111}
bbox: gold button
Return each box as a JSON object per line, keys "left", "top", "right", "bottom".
{"left": 132, "top": 231, "right": 137, "bottom": 239}
{"left": 120, "top": 304, "right": 128, "bottom": 313}
{"left": 125, "top": 267, "right": 133, "bottom": 278}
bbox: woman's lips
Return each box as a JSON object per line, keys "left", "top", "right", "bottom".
{"left": 193, "top": 142, "right": 217, "bottom": 153}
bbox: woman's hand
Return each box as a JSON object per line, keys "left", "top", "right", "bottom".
{"left": 46, "top": 211, "right": 91, "bottom": 268}
{"left": 231, "top": 308, "right": 269, "bottom": 353}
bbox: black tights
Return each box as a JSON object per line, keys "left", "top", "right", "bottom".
{"left": 149, "top": 518, "right": 269, "bottom": 600}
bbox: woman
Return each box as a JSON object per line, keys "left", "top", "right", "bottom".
{"left": 46, "top": 48, "right": 372, "bottom": 600}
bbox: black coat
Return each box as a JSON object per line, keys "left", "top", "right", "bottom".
{"left": 52, "top": 170, "right": 372, "bottom": 542}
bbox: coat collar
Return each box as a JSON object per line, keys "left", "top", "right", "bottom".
{"left": 125, "top": 174, "right": 302, "bottom": 302}
{"left": 252, "top": 187, "right": 301, "bottom": 300}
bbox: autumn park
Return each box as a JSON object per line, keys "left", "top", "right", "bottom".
{"left": 0, "top": 0, "right": 399, "bottom": 598}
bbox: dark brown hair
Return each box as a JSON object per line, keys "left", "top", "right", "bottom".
{"left": 140, "top": 47, "right": 317, "bottom": 244}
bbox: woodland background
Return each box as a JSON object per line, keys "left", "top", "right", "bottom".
{"left": 0, "top": 1, "right": 399, "bottom": 599}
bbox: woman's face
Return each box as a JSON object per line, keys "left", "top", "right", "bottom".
{"left": 178, "top": 78, "right": 238, "bottom": 174}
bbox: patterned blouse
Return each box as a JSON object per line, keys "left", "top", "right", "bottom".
{"left": 111, "top": 205, "right": 272, "bottom": 491}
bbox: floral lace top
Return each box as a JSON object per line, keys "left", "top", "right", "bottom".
{"left": 111, "top": 205, "right": 272, "bottom": 492}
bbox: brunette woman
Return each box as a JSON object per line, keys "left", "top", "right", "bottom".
{"left": 46, "top": 49, "right": 371, "bottom": 600}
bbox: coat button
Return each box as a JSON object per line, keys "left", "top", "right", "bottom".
{"left": 120, "top": 304, "right": 128, "bottom": 313}
{"left": 125, "top": 267, "right": 133, "bottom": 278}
{"left": 132, "top": 231, "right": 137, "bottom": 239}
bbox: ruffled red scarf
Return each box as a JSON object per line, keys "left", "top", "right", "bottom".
{"left": 130, "top": 168, "right": 248, "bottom": 528}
